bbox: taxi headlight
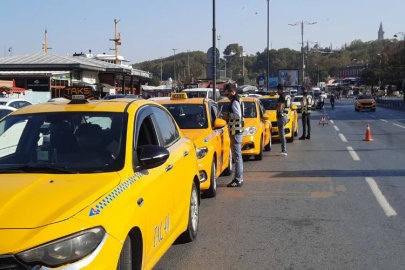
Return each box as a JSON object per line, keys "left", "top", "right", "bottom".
{"left": 196, "top": 147, "right": 208, "bottom": 159}
{"left": 17, "top": 227, "right": 105, "bottom": 268}
{"left": 243, "top": 126, "right": 257, "bottom": 137}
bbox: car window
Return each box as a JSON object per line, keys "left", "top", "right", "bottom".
{"left": 243, "top": 102, "right": 257, "bottom": 118}
{"left": 259, "top": 99, "right": 278, "bottom": 110}
{"left": 152, "top": 107, "right": 180, "bottom": 147}
{"left": 293, "top": 97, "right": 303, "bottom": 102}
{"left": 0, "top": 109, "right": 13, "bottom": 119}
{"left": 8, "top": 102, "right": 19, "bottom": 108}
{"left": 18, "top": 101, "right": 31, "bottom": 108}
{"left": 136, "top": 115, "right": 159, "bottom": 147}
{"left": 257, "top": 101, "right": 264, "bottom": 119}
{"left": 163, "top": 104, "right": 209, "bottom": 129}
{"left": 0, "top": 102, "right": 6, "bottom": 106}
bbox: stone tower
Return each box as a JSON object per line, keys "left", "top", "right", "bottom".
{"left": 378, "top": 22, "right": 385, "bottom": 40}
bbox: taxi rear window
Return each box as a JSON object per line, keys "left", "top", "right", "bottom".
{"left": 0, "top": 112, "right": 127, "bottom": 174}
{"left": 260, "top": 99, "right": 278, "bottom": 110}
{"left": 163, "top": 104, "right": 208, "bottom": 129}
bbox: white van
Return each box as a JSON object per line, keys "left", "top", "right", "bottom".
{"left": 182, "top": 88, "right": 221, "bottom": 100}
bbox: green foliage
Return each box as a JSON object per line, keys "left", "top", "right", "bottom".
{"left": 150, "top": 76, "right": 161, "bottom": 86}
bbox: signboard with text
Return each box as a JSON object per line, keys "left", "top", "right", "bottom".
{"left": 278, "top": 69, "right": 299, "bottom": 87}
{"left": 27, "top": 79, "right": 49, "bottom": 92}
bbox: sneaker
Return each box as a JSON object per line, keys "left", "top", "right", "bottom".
{"left": 227, "top": 179, "right": 243, "bottom": 187}
{"left": 299, "top": 136, "right": 306, "bottom": 140}
{"left": 279, "top": 152, "right": 287, "bottom": 156}
{"left": 306, "top": 135, "right": 310, "bottom": 140}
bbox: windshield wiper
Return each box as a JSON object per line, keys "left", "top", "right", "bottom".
{"left": 0, "top": 165, "right": 78, "bottom": 174}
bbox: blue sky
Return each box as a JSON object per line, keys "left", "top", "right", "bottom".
{"left": 1, "top": 0, "right": 404, "bottom": 64}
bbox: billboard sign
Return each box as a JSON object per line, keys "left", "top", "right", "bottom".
{"left": 278, "top": 69, "right": 299, "bottom": 87}
{"left": 268, "top": 77, "right": 278, "bottom": 87}
{"left": 257, "top": 76, "right": 265, "bottom": 87}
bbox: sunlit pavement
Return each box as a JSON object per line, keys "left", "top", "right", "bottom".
{"left": 155, "top": 99, "right": 405, "bottom": 270}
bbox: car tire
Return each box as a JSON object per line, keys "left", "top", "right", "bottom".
{"left": 265, "top": 136, "right": 271, "bottom": 151}
{"left": 204, "top": 160, "right": 217, "bottom": 198}
{"left": 117, "top": 236, "right": 132, "bottom": 270}
{"left": 179, "top": 181, "right": 199, "bottom": 243}
{"left": 222, "top": 149, "right": 233, "bottom": 176}
{"left": 254, "top": 135, "right": 263, "bottom": 160}
{"left": 287, "top": 124, "right": 295, "bottom": 143}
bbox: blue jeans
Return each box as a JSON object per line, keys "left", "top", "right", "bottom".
{"left": 277, "top": 116, "right": 288, "bottom": 153}
{"left": 230, "top": 133, "right": 243, "bottom": 182}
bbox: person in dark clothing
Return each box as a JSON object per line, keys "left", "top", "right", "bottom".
{"left": 330, "top": 94, "right": 335, "bottom": 109}
{"left": 299, "top": 87, "right": 312, "bottom": 140}
{"left": 276, "top": 84, "right": 290, "bottom": 156}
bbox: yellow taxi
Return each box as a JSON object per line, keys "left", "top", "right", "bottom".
{"left": 155, "top": 93, "right": 232, "bottom": 198}
{"left": 0, "top": 87, "right": 200, "bottom": 270}
{"left": 259, "top": 93, "right": 298, "bottom": 143}
{"left": 355, "top": 94, "right": 376, "bottom": 111}
{"left": 218, "top": 97, "right": 271, "bottom": 160}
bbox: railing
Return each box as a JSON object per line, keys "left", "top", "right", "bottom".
{"left": 376, "top": 99, "right": 405, "bottom": 111}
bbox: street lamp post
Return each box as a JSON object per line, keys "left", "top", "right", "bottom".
{"left": 160, "top": 57, "right": 163, "bottom": 82}
{"left": 172, "top": 48, "right": 177, "bottom": 82}
{"left": 267, "top": 0, "right": 270, "bottom": 92}
{"left": 394, "top": 32, "right": 405, "bottom": 101}
{"left": 212, "top": 0, "right": 217, "bottom": 101}
{"left": 187, "top": 50, "right": 190, "bottom": 78}
{"left": 315, "top": 64, "right": 319, "bottom": 85}
{"left": 289, "top": 21, "right": 317, "bottom": 86}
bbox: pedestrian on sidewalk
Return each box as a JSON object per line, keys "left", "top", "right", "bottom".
{"left": 223, "top": 83, "right": 244, "bottom": 187}
{"left": 276, "top": 84, "right": 290, "bottom": 156}
{"left": 299, "top": 87, "right": 312, "bottom": 140}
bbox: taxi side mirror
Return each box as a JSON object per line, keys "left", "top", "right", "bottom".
{"left": 291, "top": 105, "right": 298, "bottom": 110}
{"left": 214, "top": 118, "right": 226, "bottom": 129}
{"left": 134, "top": 145, "right": 170, "bottom": 171}
{"left": 263, "top": 114, "right": 270, "bottom": 120}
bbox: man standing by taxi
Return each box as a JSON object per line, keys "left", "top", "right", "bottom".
{"left": 277, "top": 84, "right": 290, "bottom": 156}
{"left": 223, "top": 83, "right": 244, "bottom": 187}
{"left": 299, "top": 87, "right": 312, "bottom": 140}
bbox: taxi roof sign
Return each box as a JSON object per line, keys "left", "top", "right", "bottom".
{"left": 269, "top": 92, "right": 277, "bottom": 96}
{"left": 63, "top": 87, "right": 93, "bottom": 103}
{"left": 171, "top": 93, "right": 188, "bottom": 100}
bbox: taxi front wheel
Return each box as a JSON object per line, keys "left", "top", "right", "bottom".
{"left": 254, "top": 135, "right": 263, "bottom": 160}
{"left": 179, "top": 181, "right": 199, "bottom": 243}
{"left": 204, "top": 160, "right": 217, "bottom": 198}
{"left": 222, "top": 149, "right": 233, "bottom": 176}
{"left": 117, "top": 236, "right": 133, "bottom": 270}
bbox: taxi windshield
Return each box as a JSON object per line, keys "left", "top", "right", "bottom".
{"left": 0, "top": 112, "right": 127, "bottom": 174}
{"left": 358, "top": 95, "right": 373, "bottom": 99}
{"left": 219, "top": 102, "right": 257, "bottom": 118}
{"left": 260, "top": 98, "right": 279, "bottom": 110}
{"left": 163, "top": 104, "right": 208, "bottom": 129}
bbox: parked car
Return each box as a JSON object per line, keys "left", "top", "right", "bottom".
{"left": 103, "top": 94, "right": 141, "bottom": 100}
{"left": 0, "top": 98, "right": 33, "bottom": 109}
{"left": 0, "top": 105, "right": 17, "bottom": 119}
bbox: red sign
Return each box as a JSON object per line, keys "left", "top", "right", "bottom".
{"left": 117, "top": 42, "right": 122, "bottom": 45}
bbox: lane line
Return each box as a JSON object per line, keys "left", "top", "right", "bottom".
{"left": 347, "top": 146, "right": 360, "bottom": 161}
{"left": 380, "top": 119, "right": 388, "bottom": 122}
{"left": 365, "top": 177, "right": 397, "bottom": 217}
{"left": 339, "top": 133, "right": 348, "bottom": 142}
{"left": 370, "top": 115, "right": 376, "bottom": 118}
{"left": 334, "top": 125, "right": 340, "bottom": 131}
{"left": 393, "top": 123, "right": 405, "bottom": 129}
{"left": 330, "top": 120, "right": 334, "bottom": 124}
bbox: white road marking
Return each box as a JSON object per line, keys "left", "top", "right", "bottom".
{"left": 339, "top": 133, "right": 348, "bottom": 142}
{"left": 330, "top": 120, "right": 334, "bottom": 124}
{"left": 365, "top": 177, "right": 397, "bottom": 217}
{"left": 370, "top": 115, "right": 376, "bottom": 118}
{"left": 380, "top": 119, "right": 388, "bottom": 122}
{"left": 393, "top": 123, "right": 405, "bottom": 129}
{"left": 347, "top": 146, "right": 360, "bottom": 161}
{"left": 334, "top": 125, "right": 340, "bottom": 131}
{"left": 364, "top": 113, "right": 369, "bottom": 116}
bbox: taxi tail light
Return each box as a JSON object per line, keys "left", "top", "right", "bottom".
{"left": 16, "top": 227, "right": 105, "bottom": 268}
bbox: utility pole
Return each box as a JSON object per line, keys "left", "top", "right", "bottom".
{"left": 109, "top": 19, "right": 121, "bottom": 65}
{"left": 187, "top": 50, "right": 190, "bottom": 77}
{"left": 172, "top": 49, "right": 177, "bottom": 82}
{"left": 43, "top": 29, "right": 52, "bottom": 53}
{"left": 306, "top": 40, "right": 309, "bottom": 86}
{"left": 267, "top": 0, "right": 270, "bottom": 92}
{"left": 217, "top": 35, "right": 221, "bottom": 75}
{"left": 160, "top": 57, "right": 163, "bottom": 82}
{"left": 289, "top": 20, "right": 317, "bottom": 86}
{"left": 212, "top": 0, "right": 217, "bottom": 101}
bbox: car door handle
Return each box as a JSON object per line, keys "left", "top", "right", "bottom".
{"left": 165, "top": 164, "right": 173, "bottom": 172}
{"left": 137, "top": 198, "right": 144, "bottom": 207}
{"left": 183, "top": 151, "right": 189, "bottom": 157}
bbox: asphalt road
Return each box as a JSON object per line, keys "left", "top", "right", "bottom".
{"left": 155, "top": 99, "right": 405, "bottom": 270}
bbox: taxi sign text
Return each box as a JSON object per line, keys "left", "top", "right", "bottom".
{"left": 63, "top": 87, "right": 93, "bottom": 100}
{"left": 171, "top": 93, "right": 188, "bottom": 100}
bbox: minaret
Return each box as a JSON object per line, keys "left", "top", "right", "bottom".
{"left": 378, "top": 22, "right": 385, "bottom": 40}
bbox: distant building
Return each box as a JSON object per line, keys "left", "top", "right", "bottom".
{"left": 378, "top": 22, "right": 385, "bottom": 40}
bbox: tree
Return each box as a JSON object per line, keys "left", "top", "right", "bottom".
{"left": 150, "top": 76, "right": 161, "bottom": 86}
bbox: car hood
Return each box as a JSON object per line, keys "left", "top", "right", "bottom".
{"left": 0, "top": 173, "right": 120, "bottom": 229}
{"left": 357, "top": 99, "right": 374, "bottom": 103}
{"left": 265, "top": 110, "right": 277, "bottom": 122}
{"left": 244, "top": 118, "right": 260, "bottom": 129}
{"left": 182, "top": 129, "right": 214, "bottom": 146}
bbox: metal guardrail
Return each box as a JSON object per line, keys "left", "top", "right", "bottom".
{"left": 376, "top": 99, "right": 405, "bottom": 111}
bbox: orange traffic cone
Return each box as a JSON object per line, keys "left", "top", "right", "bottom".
{"left": 363, "top": 124, "right": 374, "bottom": 141}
